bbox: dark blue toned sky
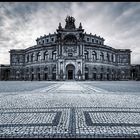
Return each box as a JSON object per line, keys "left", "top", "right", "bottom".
{"left": 0, "top": 2, "right": 140, "bottom": 64}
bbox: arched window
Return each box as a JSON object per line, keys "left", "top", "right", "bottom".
{"left": 36, "top": 52, "right": 41, "bottom": 61}
{"left": 44, "top": 51, "right": 48, "bottom": 60}
{"left": 26, "top": 54, "right": 29, "bottom": 62}
{"left": 84, "top": 51, "right": 88, "bottom": 60}
{"left": 107, "top": 53, "right": 110, "bottom": 62}
{"left": 31, "top": 53, "right": 34, "bottom": 62}
{"left": 107, "top": 68, "right": 110, "bottom": 73}
{"left": 92, "top": 51, "right": 97, "bottom": 60}
{"left": 111, "top": 54, "right": 114, "bottom": 62}
{"left": 100, "top": 52, "right": 104, "bottom": 61}
{"left": 52, "top": 51, "right": 56, "bottom": 60}
{"left": 44, "top": 67, "right": 48, "bottom": 71}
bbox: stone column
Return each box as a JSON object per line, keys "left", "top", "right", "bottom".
{"left": 56, "top": 62, "right": 59, "bottom": 80}
{"left": 29, "top": 53, "right": 31, "bottom": 63}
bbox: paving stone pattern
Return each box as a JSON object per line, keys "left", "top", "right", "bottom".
{"left": 0, "top": 81, "right": 140, "bottom": 138}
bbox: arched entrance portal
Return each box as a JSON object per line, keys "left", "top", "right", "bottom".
{"left": 66, "top": 64, "right": 75, "bottom": 80}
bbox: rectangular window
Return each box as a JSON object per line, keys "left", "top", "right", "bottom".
{"left": 51, "top": 38, "right": 54, "bottom": 42}
{"left": 87, "top": 38, "right": 89, "bottom": 41}
{"left": 46, "top": 39, "right": 49, "bottom": 42}
{"left": 92, "top": 39, "right": 94, "bottom": 43}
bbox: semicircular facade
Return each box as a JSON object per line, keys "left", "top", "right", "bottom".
{"left": 9, "top": 16, "right": 131, "bottom": 81}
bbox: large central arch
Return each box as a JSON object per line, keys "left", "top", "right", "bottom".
{"left": 66, "top": 64, "right": 75, "bottom": 80}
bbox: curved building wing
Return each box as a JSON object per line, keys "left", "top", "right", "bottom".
{"left": 9, "top": 16, "right": 131, "bottom": 81}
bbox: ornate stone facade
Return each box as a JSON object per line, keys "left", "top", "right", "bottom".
{"left": 2, "top": 16, "right": 133, "bottom": 81}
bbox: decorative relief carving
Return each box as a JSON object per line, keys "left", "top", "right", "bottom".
{"left": 64, "top": 45, "right": 77, "bottom": 53}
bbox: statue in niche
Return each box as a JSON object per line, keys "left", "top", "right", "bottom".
{"left": 60, "top": 69, "right": 63, "bottom": 79}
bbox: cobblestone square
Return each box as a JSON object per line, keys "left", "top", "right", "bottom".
{"left": 0, "top": 81, "right": 140, "bottom": 138}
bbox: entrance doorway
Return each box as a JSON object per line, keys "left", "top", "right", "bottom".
{"left": 31, "top": 74, "right": 34, "bottom": 81}
{"left": 44, "top": 73, "right": 48, "bottom": 80}
{"left": 38, "top": 73, "right": 40, "bottom": 81}
{"left": 66, "top": 64, "right": 75, "bottom": 80}
{"left": 93, "top": 73, "right": 96, "bottom": 80}
{"left": 68, "top": 70, "right": 73, "bottom": 79}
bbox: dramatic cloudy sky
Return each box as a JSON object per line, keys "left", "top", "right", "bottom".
{"left": 0, "top": 2, "right": 140, "bottom": 64}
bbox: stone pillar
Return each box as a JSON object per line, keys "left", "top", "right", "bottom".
{"left": 82, "top": 62, "right": 85, "bottom": 80}
{"left": 80, "top": 44, "right": 82, "bottom": 56}
{"left": 58, "top": 44, "right": 60, "bottom": 56}
{"left": 34, "top": 68, "right": 37, "bottom": 80}
{"left": 41, "top": 51, "right": 45, "bottom": 61}
{"left": 75, "top": 71, "right": 78, "bottom": 80}
{"left": 29, "top": 67, "right": 31, "bottom": 81}
{"left": 78, "top": 45, "right": 80, "bottom": 56}
{"left": 34, "top": 52, "right": 37, "bottom": 62}
{"left": 48, "top": 66, "right": 52, "bottom": 80}
{"left": 97, "top": 51, "right": 100, "bottom": 61}
{"left": 82, "top": 44, "right": 84, "bottom": 58}
{"left": 56, "top": 62, "right": 59, "bottom": 80}
{"left": 49, "top": 50, "right": 52, "bottom": 60}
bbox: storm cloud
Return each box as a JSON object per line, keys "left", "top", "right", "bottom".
{"left": 0, "top": 2, "right": 140, "bottom": 64}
